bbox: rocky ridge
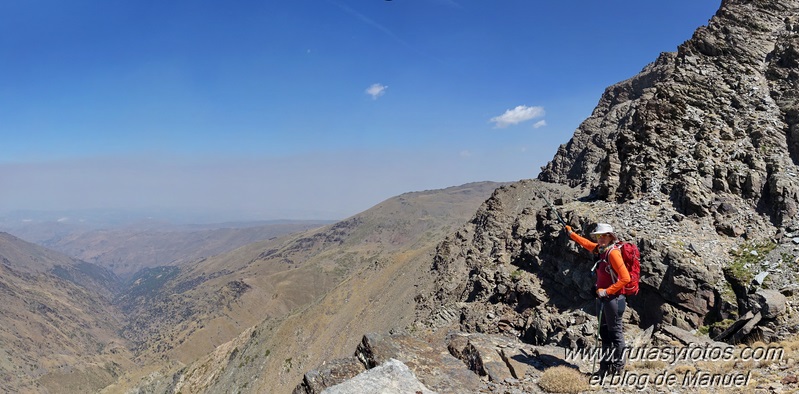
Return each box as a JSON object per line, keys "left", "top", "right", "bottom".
{"left": 296, "top": 0, "right": 799, "bottom": 392}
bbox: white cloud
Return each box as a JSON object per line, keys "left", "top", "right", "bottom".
{"left": 365, "top": 83, "right": 388, "bottom": 100}
{"left": 459, "top": 150, "right": 472, "bottom": 157}
{"left": 533, "top": 120, "right": 547, "bottom": 129}
{"left": 489, "top": 105, "right": 545, "bottom": 128}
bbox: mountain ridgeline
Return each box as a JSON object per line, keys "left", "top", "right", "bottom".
{"left": 3, "top": 0, "right": 799, "bottom": 393}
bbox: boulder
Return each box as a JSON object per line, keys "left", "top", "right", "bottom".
{"left": 320, "top": 359, "right": 435, "bottom": 394}
{"left": 751, "top": 289, "right": 787, "bottom": 319}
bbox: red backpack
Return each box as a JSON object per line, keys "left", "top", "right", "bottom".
{"left": 609, "top": 242, "right": 641, "bottom": 295}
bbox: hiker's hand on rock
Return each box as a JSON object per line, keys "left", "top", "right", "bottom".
{"left": 564, "top": 225, "right": 573, "bottom": 234}
{"left": 596, "top": 288, "right": 607, "bottom": 298}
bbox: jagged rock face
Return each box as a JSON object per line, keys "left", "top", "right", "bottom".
{"left": 539, "top": 0, "right": 799, "bottom": 230}
{"left": 413, "top": 0, "right": 799, "bottom": 351}
{"left": 414, "top": 179, "right": 797, "bottom": 352}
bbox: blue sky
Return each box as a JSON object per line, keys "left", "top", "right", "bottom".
{"left": 0, "top": 0, "right": 721, "bottom": 221}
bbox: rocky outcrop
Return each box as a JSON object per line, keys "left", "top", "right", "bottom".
{"left": 317, "top": 359, "right": 434, "bottom": 394}
{"left": 413, "top": 0, "right": 799, "bottom": 352}
{"left": 297, "top": 1, "right": 799, "bottom": 392}
{"left": 297, "top": 326, "right": 798, "bottom": 393}
{"left": 295, "top": 330, "right": 596, "bottom": 394}
{"left": 294, "top": 332, "right": 485, "bottom": 394}
{"left": 539, "top": 0, "right": 799, "bottom": 232}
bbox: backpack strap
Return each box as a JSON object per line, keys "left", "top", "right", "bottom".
{"left": 605, "top": 243, "right": 622, "bottom": 283}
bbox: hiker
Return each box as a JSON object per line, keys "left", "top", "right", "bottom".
{"left": 565, "top": 223, "right": 629, "bottom": 375}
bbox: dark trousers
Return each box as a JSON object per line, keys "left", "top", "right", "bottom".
{"left": 597, "top": 295, "right": 626, "bottom": 370}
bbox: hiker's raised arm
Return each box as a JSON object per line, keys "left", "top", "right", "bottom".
{"left": 566, "top": 228, "right": 597, "bottom": 252}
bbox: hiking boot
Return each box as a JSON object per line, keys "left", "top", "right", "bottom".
{"left": 592, "top": 365, "right": 610, "bottom": 378}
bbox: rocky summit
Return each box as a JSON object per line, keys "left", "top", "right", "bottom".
{"left": 540, "top": 0, "right": 799, "bottom": 233}
{"left": 298, "top": 0, "right": 799, "bottom": 393}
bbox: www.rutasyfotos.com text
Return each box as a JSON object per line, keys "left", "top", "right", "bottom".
{"left": 564, "top": 344, "right": 784, "bottom": 390}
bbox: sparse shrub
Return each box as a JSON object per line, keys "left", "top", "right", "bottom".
{"left": 697, "top": 360, "right": 736, "bottom": 374}
{"left": 537, "top": 366, "right": 588, "bottom": 393}
{"left": 712, "top": 319, "right": 736, "bottom": 331}
{"left": 750, "top": 340, "right": 768, "bottom": 348}
{"left": 633, "top": 359, "right": 667, "bottom": 370}
{"left": 726, "top": 241, "right": 777, "bottom": 283}
{"left": 778, "top": 336, "right": 799, "bottom": 354}
{"left": 735, "top": 359, "right": 756, "bottom": 370}
{"left": 673, "top": 365, "right": 696, "bottom": 374}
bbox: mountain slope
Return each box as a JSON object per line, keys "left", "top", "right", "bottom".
{"left": 417, "top": 0, "right": 799, "bottom": 345}
{"left": 0, "top": 232, "right": 134, "bottom": 393}
{"left": 101, "top": 181, "right": 505, "bottom": 393}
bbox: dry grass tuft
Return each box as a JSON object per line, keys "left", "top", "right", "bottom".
{"left": 750, "top": 340, "right": 768, "bottom": 348}
{"left": 631, "top": 359, "right": 667, "bottom": 370}
{"left": 696, "top": 360, "right": 736, "bottom": 374}
{"left": 673, "top": 365, "right": 696, "bottom": 374}
{"left": 537, "top": 366, "right": 590, "bottom": 393}
{"left": 778, "top": 335, "right": 799, "bottom": 355}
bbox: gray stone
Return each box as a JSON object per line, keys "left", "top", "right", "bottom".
{"left": 753, "top": 271, "right": 769, "bottom": 286}
{"left": 753, "top": 290, "right": 787, "bottom": 319}
{"left": 320, "top": 359, "right": 436, "bottom": 394}
{"left": 296, "top": 358, "right": 366, "bottom": 394}
{"left": 713, "top": 311, "right": 755, "bottom": 342}
{"left": 731, "top": 312, "right": 763, "bottom": 344}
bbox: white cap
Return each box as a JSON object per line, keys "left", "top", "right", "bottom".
{"left": 590, "top": 223, "right": 615, "bottom": 235}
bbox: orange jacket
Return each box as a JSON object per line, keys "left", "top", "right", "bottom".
{"left": 569, "top": 231, "right": 630, "bottom": 295}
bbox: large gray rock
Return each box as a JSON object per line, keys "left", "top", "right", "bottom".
{"left": 295, "top": 332, "right": 483, "bottom": 394}
{"left": 751, "top": 289, "right": 788, "bottom": 319}
{"left": 320, "top": 359, "right": 435, "bottom": 394}
{"left": 295, "top": 358, "right": 366, "bottom": 394}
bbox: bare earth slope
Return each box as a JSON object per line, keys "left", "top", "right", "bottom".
{"left": 100, "top": 181, "right": 505, "bottom": 393}
{"left": 0, "top": 232, "right": 134, "bottom": 393}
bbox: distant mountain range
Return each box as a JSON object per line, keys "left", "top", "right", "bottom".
{"left": 0, "top": 213, "right": 333, "bottom": 279}
{"left": 0, "top": 181, "right": 505, "bottom": 393}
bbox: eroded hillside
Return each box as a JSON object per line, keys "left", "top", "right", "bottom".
{"left": 0, "top": 233, "right": 134, "bottom": 393}
{"left": 98, "top": 181, "right": 505, "bottom": 393}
